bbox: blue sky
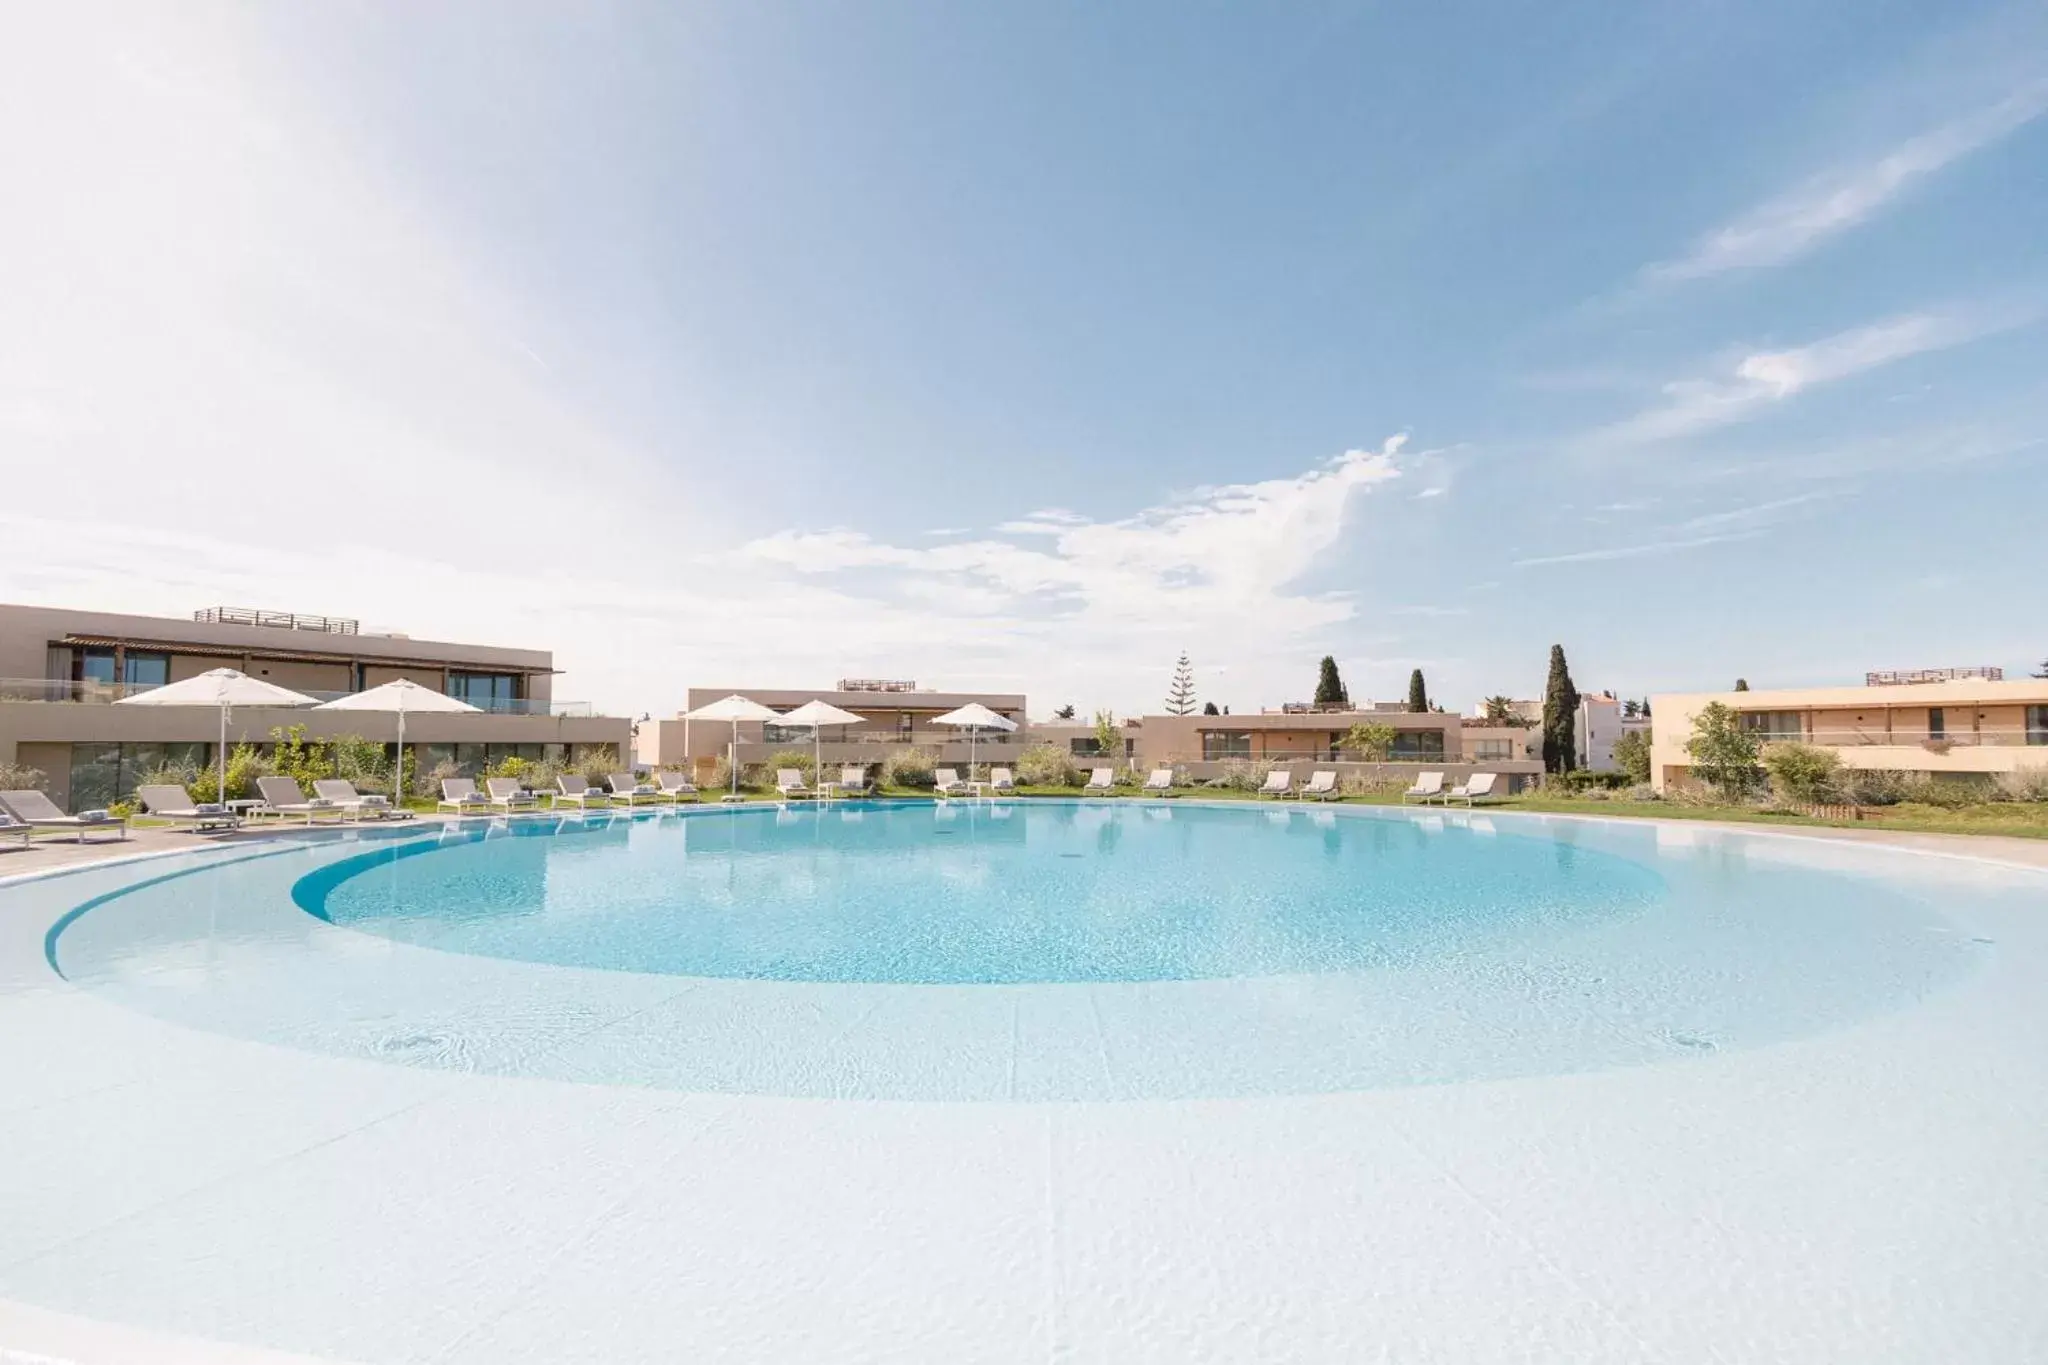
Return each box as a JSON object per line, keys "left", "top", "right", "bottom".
{"left": 2, "top": 1, "right": 2043, "bottom": 716}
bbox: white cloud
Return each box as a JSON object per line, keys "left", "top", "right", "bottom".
{"left": 1649, "top": 76, "right": 2048, "bottom": 280}
{"left": 1593, "top": 306, "right": 2033, "bottom": 445}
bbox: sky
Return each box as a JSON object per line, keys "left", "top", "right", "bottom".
{"left": 2, "top": 1, "right": 2044, "bottom": 719}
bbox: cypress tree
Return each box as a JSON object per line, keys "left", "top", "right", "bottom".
{"left": 1733, "top": 678, "right": 1750, "bottom": 692}
{"left": 1541, "top": 644, "right": 1580, "bottom": 774}
{"left": 1313, "top": 656, "right": 1349, "bottom": 708}
{"left": 1201, "top": 701, "right": 1220, "bottom": 716}
{"left": 1164, "top": 653, "right": 1197, "bottom": 715}
{"left": 1406, "top": 668, "right": 1429, "bottom": 712}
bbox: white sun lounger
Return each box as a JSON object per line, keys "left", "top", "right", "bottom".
{"left": 485, "top": 778, "right": 541, "bottom": 813}
{"left": 1081, "top": 768, "right": 1116, "bottom": 794}
{"left": 837, "top": 766, "right": 872, "bottom": 796}
{"left": 0, "top": 811, "right": 33, "bottom": 848}
{"left": 438, "top": 778, "right": 492, "bottom": 815}
{"left": 1257, "top": 770, "right": 1292, "bottom": 799}
{"left": 555, "top": 775, "right": 610, "bottom": 809}
{"left": 657, "top": 771, "right": 699, "bottom": 802}
{"left": 989, "top": 767, "right": 1016, "bottom": 793}
{"left": 607, "top": 773, "right": 665, "bottom": 806}
{"left": 252, "top": 776, "right": 344, "bottom": 825}
{"left": 1402, "top": 771, "right": 1445, "bottom": 803}
{"left": 1301, "top": 770, "right": 1340, "bottom": 801}
{"left": 775, "top": 769, "right": 814, "bottom": 800}
{"left": 933, "top": 768, "right": 968, "bottom": 797}
{"left": 1444, "top": 772, "right": 1499, "bottom": 806}
{"left": 0, "top": 790, "right": 128, "bottom": 842}
{"left": 137, "top": 784, "right": 241, "bottom": 831}
{"left": 1142, "top": 768, "right": 1176, "bottom": 796}
{"left": 313, "top": 779, "right": 411, "bottom": 821}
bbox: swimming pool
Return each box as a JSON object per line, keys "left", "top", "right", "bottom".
{"left": 3, "top": 802, "right": 2045, "bottom": 1362}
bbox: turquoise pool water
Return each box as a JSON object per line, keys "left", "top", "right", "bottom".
{"left": 296, "top": 801, "right": 1664, "bottom": 983}
{"left": 43, "top": 802, "right": 1978, "bottom": 1099}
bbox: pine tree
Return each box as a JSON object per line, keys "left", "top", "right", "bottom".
{"left": 1406, "top": 668, "right": 1429, "bottom": 713}
{"left": 2033, "top": 660, "right": 2048, "bottom": 679}
{"left": 1734, "top": 678, "right": 1750, "bottom": 692}
{"left": 1052, "top": 704, "right": 1075, "bottom": 720}
{"left": 1541, "top": 644, "right": 1580, "bottom": 774}
{"left": 1201, "top": 701, "right": 1220, "bottom": 716}
{"left": 1640, "top": 697, "right": 1652, "bottom": 718}
{"left": 1164, "top": 653, "right": 1197, "bottom": 715}
{"left": 1313, "top": 656, "right": 1349, "bottom": 708}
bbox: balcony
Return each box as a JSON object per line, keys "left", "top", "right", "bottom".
{"left": 0, "top": 678, "right": 598, "bottom": 718}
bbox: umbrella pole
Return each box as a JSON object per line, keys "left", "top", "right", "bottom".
{"left": 731, "top": 718, "right": 739, "bottom": 799}
{"left": 395, "top": 703, "right": 406, "bottom": 803}
{"left": 218, "top": 703, "right": 228, "bottom": 802}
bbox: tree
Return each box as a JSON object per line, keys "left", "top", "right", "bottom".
{"left": 1165, "top": 652, "right": 1197, "bottom": 715}
{"left": 1340, "top": 721, "right": 1397, "bottom": 761}
{"left": 1313, "top": 656, "right": 1349, "bottom": 708}
{"left": 1201, "top": 701, "right": 1220, "bottom": 716}
{"left": 1092, "top": 709, "right": 1121, "bottom": 760}
{"left": 1541, "top": 645, "right": 1579, "bottom": 774}
{"left": 1762, "top": 741, "right": 1841, "bottom": 805}
{"left": 1052, "top": 704, "right": 1076, "bottom": 720}
{"left": 1406, "top": 669, "right": 1429, "bottom": 712}
{"left": 1685, "top": 701, "right": 1761, "bottom": 795}
{"left": 1621, "top": 698, "right": 1640, "bottom": 719}
{"left": 1481, "top": 694, "right": 1526, "bottom": 725}
{"left": 1611, "top": 729, "right": 1652, "bottom": 784}
{"left": 1733, "top": 678, "right": 1750, "bottom": 692}
{"left": 1639, "top": 697, "right": 1652, "bottom": 717}
{"left": 2034, "top": 660, "right": 2048, "bottom": 679}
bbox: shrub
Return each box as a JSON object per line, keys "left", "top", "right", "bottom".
{"left": 329, "top": 735, "right": 389, "bottom": 786}
{"left": 880, "top": 747, "right": 938, "bottom": 789}
{"left": 1685, "top": 701, "right": 1761, "bottom": 796}
{"left": 190, "top": 743, "right": 273, "bottom": 803}
{"left": 417, "top": 757, "right": 463, "bottom": 799}
{"left": 765, "top": 749, "right": 817, "bottom": 782}
{"left": 1339, "top": 722, "right": 1397, "bottom": 761}
{"left": 269, "top": 724, "right": 334, "bottom": 791}
{"left": 1894, "top": 774, "right": 1988, "bottom": 809}
{"left": 701, "top": 757, "right": 733, "bottom": 792}
{"left": 1992, "top": 770, "right": 2048, "bottom": 803}
{"left": 1551, "top": 769, "right": 1629, "bottom": 794}
{"left": 1016, "top": 743, "right": 1080, "bottom": 788}
{"left": 574, "top": 744, "right": 621, "bottom": 783}
{"left": 482, "top": 754, "right": 536, "bottom": 784}
{"left": 1761, "top": 742, "right": 1842, "bottom": 805}
{"left": 0, "top": 760, "right": 48, "bottom": 792}
{"left": 1211, "top": 758, "right": 1277, "bottom": 792}
{"left": 1625, "top": 783, "right": 1661, "bottom": 802}
{"left": 1840, "top": 768, "right": 1911, "bottom": 806}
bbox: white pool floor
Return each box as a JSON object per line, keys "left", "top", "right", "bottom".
{"left": 3, "top": 829, "right": 2046, "bottom": 1363}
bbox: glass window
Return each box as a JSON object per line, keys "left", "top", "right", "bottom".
{"left": 78, "top": 648, "right": 116, "bottom": 686}
{"left": 1472, "top": 738, "right": 1514, "bottom": 761}
{"left": 2029, "top": 706, "right": 2048, "bottom": 746}
{"left": 453, "top": 743, "right": 488, "bottom": 773}
{"left": 1928, "top": 707, "right": 1946, "bottom": 739}
{"left": 447, "top": 672, "right": 521, "bottom": 710}
{"left": 1201, "top": 731, "right": 1252, "bottom": 760}
{"left": 1390, "top": 731, "right": 1446, "bottom": 760}
{"left": 123, "top": 652, "right": 169, "bottom": 688}
{"left": 68, "top": 743, "right": 121, "bottom": 812}
{"left": 1739, "top": 711, "right": 1804, "bottom": 740}
{"left": 1069, "top": 737, "right": 1103, "bottom": 757}
{"left": 762, "top": 723, "right": 809, "bottom": 744}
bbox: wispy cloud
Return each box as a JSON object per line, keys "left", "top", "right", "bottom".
{"left": 1513, "top": 531, "right": 1762, "bottom": 568}
{"left": 1592, "top": 305, "right": 2035, "bottom": 445}
{"left": 1648, "top": 76, "right": 2048, "bottom": 281}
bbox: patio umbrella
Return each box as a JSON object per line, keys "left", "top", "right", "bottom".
{"left": 115, "top": 668, "right": 318, "bottom": 801}
{"left": 773, "top": 700, "right": 868, "bottom": 793}
{"left": 683, "top": 694, "right": 782, "bottom": 799}
{"left": 929, "top": 702, "right": 1018, "bottom": 784}
{"left": 314, "top": 679, "right": 480, "bottom": 800}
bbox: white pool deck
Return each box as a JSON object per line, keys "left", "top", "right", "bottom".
{"left": 2, "top": 812, "right": 2045, "bottom": 1363}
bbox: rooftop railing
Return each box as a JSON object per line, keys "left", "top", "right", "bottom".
{"left": 193, "top": 607, "right": 360, "bottom": 634}
{"left": 1740, "top": 726, "right": 2048, "bottom": 749}
{"left": 0, "top": 678, "right": 599, "bottom": 717}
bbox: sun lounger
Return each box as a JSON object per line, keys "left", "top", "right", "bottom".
{"left": 1142, "top": 768, "right": 1176, "bottom": 796}
{"left": 607, "top": 773, "right": 666, "bottom": 806}
{"left": 933, "top": 768, "right": 968, "bottom": 797}
{"left": 313, "top": 779, "right": 412, "bottom": 821}
{"left": 1301, "top": 770, "right": 1341, "bottom": 801}
{"left": 989, "top": 767, "right": 1016, "bottom": 793}
{"left": 137, "top": 784, "right": 241, "bottom": 831}
{"left": 0, "top": 790, "right": 127, "bottom": 842}
{"left": 775, "top": 769, "right": 813, "bottom": 800}
{"left": 657, "top": 771, "right": 699, "bottom": 802}
{"left": 1444, "top": 772, "right": 1499, "bottom": 806}
{"left": 1256, "top": 770, "right": 1292, "bottom": 799}
{"left": 836, "top": 766, "right": 872, "bottom": 796}
{"left": 1082, "top": 768, "right": 1116, "bottom": 794}
{"left": 485, "top": 778, "right": 541, "bottom": 813}
{"left": 555, "top": 775, "right": 610, "bottom": 809}
{"left": 438, "top": 778, "right": 492, "bottom": 815}
{"left": 1402, "top": 771, "right": 1445, "bottom": 803}
{"left": 252, "top": 776, "right": 344, "bottom": 824}
{"left": 0, "top": 811, "right": 31, "bottom": 848}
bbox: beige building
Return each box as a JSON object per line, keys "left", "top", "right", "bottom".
{"left": 636, "top": 681, "right": 1028, "bottom": 777}
{"left": 0, "top": 602, "right": 630, "bottom": 810}
{"left": 1648, "top": 670, "right": 2048, "bottom": 792}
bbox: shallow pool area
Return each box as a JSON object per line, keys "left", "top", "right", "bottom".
{"left": 2, "top": 802, "right": 2045, "bottom": 1362}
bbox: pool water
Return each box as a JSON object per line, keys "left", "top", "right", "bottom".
{"left": 297, "top": 802, "right": 1665, "bottom": 983}
{"left": 45, "top": 802, "right": 1979, "bottom": 1101}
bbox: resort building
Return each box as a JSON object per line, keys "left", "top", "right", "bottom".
{"left": 636, "top": 681, "right": 1028, "bottom": 776}
{"left": 1577, "top": 691, "right": 1651, "bottom": 773}
{"left": 1648, "top": 668, "right": 2048, "bottom": 792}
{"left": 0, "top": 602, "right": 630, "bottom": 810}
{"left": 1122, "top": 707, "right": 1545, "bottom": 788}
